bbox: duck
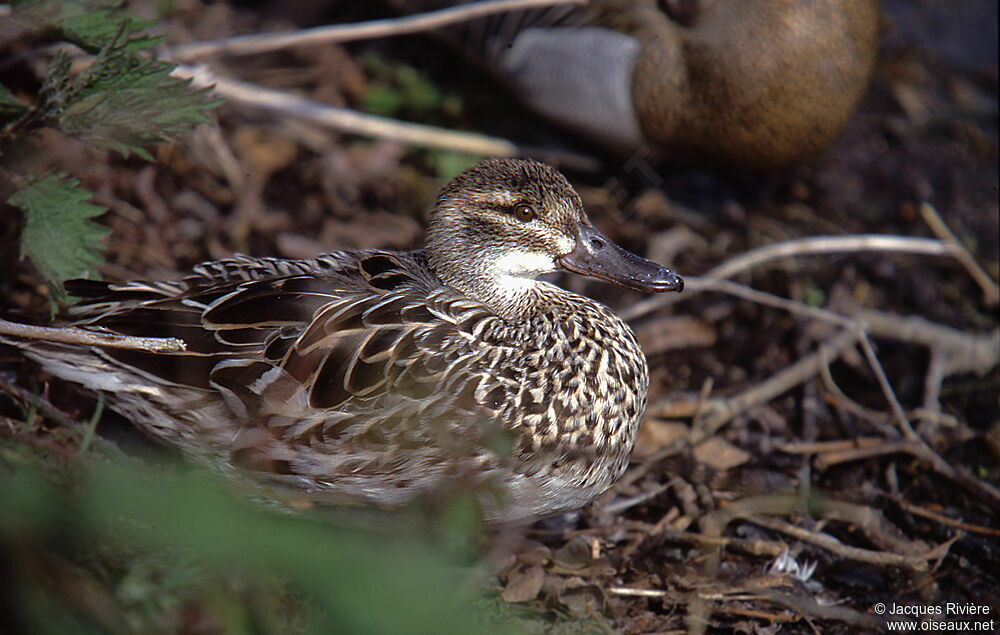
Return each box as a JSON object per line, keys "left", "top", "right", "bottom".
{"left": 7, "top": 158, "right": 683, "bottom": 522}
{"left": 391, "top": 0, "right": 881, "bottom": 168}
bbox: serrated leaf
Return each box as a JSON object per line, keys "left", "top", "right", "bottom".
{"left": 13, "top": 0, "right": 159, "bottom": 54}
{"left": 8, "top": 172, "right": 110, "bottom": 306}
{"left": 57, "top": 42, "right": 220, "bottom": 158}
{"left": 14, "top": 0, "right": 220, "bottom": 159}
{"left": 0, "top": 84, "right": 30, "bottom": 127}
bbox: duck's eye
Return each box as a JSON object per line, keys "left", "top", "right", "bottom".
{"left": 514, "top": 204, "right": 535, "bottom": 222}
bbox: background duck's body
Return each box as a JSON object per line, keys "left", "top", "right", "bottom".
{"left": 7, "top": 159, "right": 683, "bottom": 522}
{"left": 391, "top": 0, "right": 881, "bottom": 168}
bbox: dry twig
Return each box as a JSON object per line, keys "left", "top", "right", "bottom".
{"left": 172, "top": 64, "right": 598, "bottom": 170}
{"left": 919, "top": 202, "right": 999, "bottom": 306}
{"left": 699, "top": 495, "right": 933, "bottom": 566}
{"left": 166, "top": 0, "right": 586, "bottom": 61}
{"left": 746, "top": 515, "right": 932, "bottom": 572}
{"left": 621, "top": 234, "right": 958, "bottom": 322}
{"left": 0, "top": 318, "right": 186, "bottom": 353}
{"left": 885, "top": 493, "right": 1000, "bottom": 538}
{"left": 857, "top": 308, "right": 1000, "bottom": 426}
{"left": 693, "top": 328, "right": 861, "bottom": 440}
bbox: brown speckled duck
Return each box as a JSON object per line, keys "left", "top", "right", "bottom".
{"left": 8, "top": 159, "right": 683, "bottom": 522}
{"left": 397, "top": 0, "right": 881, "bottom": 168}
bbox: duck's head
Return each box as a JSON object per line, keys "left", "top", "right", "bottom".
{"left": 426, "top": 158, "right": 682, "bottom": 319}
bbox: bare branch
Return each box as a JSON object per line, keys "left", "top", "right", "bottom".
{"left": 705, "top": 234, "right": 958, "bottom": 280}
{"left": 748, "top": 515, "right": 932, "bottom": 571}
{"left": 693, "top": 328, "right": 861, "bottom": 439}
{"left": 166, "top": 0, "right": 586, "bottom": 61}
{"left": 621, "top": 235, "right": 957, "bottom": 323}
{"left": 0, "top": 318, "right": 186, "bottom": 353}
{"left": 919, "top": 201, "right": 999, "bottom": 306}
{"left": 172, "top": 64, "right": 599, "bottom": 171}
{"left": 856, "top": 334, "right": 916, "bottom": 439}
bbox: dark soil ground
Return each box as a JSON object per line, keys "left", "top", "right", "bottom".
{"left": 1, "top": 1, "right": 997, "bottom": 633}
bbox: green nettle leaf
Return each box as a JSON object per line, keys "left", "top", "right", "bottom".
{"left": 12, "top": 0, "right": 159, "bottom": 54}
{"left": 0, "top": 84, "right": 30, "bottom": 126}
{"left": 9, "top": 172, "right": 111, "bottom": 305}
{"left": 42, "top": 34, "right": 220, "bottom": 160}
{"left": 13, "top": 1, "right": 221, "bottom": 159}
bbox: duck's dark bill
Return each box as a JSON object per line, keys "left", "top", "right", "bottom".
{"left": 558, "top": 223, "right": 684, "bottom": 294}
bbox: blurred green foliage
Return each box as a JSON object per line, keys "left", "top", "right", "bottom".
{"left": 0, "top": 441, "right": 504, "bottom": 634}
{"left": 361, "top": 52, "right": 462, "bottom": 123}
{"left": 358, "top": 52, "right": 480, "bottom": 182}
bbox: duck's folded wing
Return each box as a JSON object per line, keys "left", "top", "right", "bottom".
{"left": 44, "top": 251, "right": 508, "bottom": 500}
{"left": 201, "top": 277, "right": 508, "bottom": 500}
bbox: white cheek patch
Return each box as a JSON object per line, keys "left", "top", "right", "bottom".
{"left": 493, "top": 251, "right": 557, "bottom": 278}
{"left": 491, "top": 250, "right": 558, "bottom": 295}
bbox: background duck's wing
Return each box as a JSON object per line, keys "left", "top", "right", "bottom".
{"left": 387, "top": 0, "right": 644, "bottom": 152}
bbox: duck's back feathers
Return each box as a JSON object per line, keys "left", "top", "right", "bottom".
{"left": 49, "top": 250, "right": 521, "bottom": 511}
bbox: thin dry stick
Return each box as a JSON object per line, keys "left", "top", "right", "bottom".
{"left": 173, "top": 64, "right": 599, "bottom": 170}
{"left": 848, "top": 323, "right": 996, "bottom": 504}
{"left": 919, "top": 202, "right": 999, "bottom": 306}
{"left": 664, "top": 529, "right": 788, "bottom": 558}
{"left": 898, "top": 445, "right": 1000, "bottom": 510}
{"left": 702, "top": 495, "right": 940, "bottom": 572}
{"left": 647, "top": 276, "right": 861, "bottom": 327}
{"left": 608, "top": 587, "right": 668, "bottom": 598}
{"left": 856, "top": 335, "right": 916, "bottom": 439}
{"left": 0, "top": 381, "right": 85, "bottom": 431}
{"left": 886, "top": 494, "right": 1000, "bottom": 538}
{"left": 166, "top": 0, "right": 585, "bottom": 61}
{"left": 689, "top": 493, "right": 908, "bottom": 635}
{"left": 176, "top": 64, "right": 516, "bottom": 155}
{"left": 0, "top": 382, "right": 129, "bottom": 459}
{"left": 694, "top": 328, "right": 861, "bottom": 439}
{"left": 858, "top": 308, "right": 1000, "bottom": 376}
{"left": 621, "top": 234, "right": 957, "bottom": 322}
{"left": 780, "top": 438, "right": 885, "bottom": 455}
{"left": 0, "top": 318, "right": 186, "bottom": 352}
{"left": 759, "top": 592, "right": 882, "bottom": 629}
{"left": 686, "top": 376, "right": 714, "bottom": 439}
{"left": 812, "top": 437, "right": 1000, "bottom": 510}
{"left": 748, "top": 515, "right": 948, "bottom": 572}
{"left": 858, "top": 308, "right": 999, "bottom": 428}
{"left": 706, "top": 234, "right": 958, "bottom": 281}
{"left": 818, "top": 350, "right": 899, "bottom": 437}
{"left": 603, "top": 481, "right": 672, "bottom": 515}
{"left": 712, "top": 606, "right": 799, "bottom": 624}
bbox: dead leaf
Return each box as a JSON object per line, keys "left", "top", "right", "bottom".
{"left": 693, "top": 437, "right": 751, "bottom": 471}
{"left": 634, "top": 419, "right": 689, "bottom": 458}
{"left": 551, "top": 536, "right": 615, "bottom": 577}
{"left": 555, "top": 580, "right": 606, "bottom": 617}
{"left": 501, "top": 563, "right": 545, "bottom": 603}
{"left": 231, "top": 128, "right": 298, "bottom": 179}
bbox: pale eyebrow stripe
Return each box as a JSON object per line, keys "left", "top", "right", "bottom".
{"left": 469, "top": 191, "right": 518, "bottom": 207}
